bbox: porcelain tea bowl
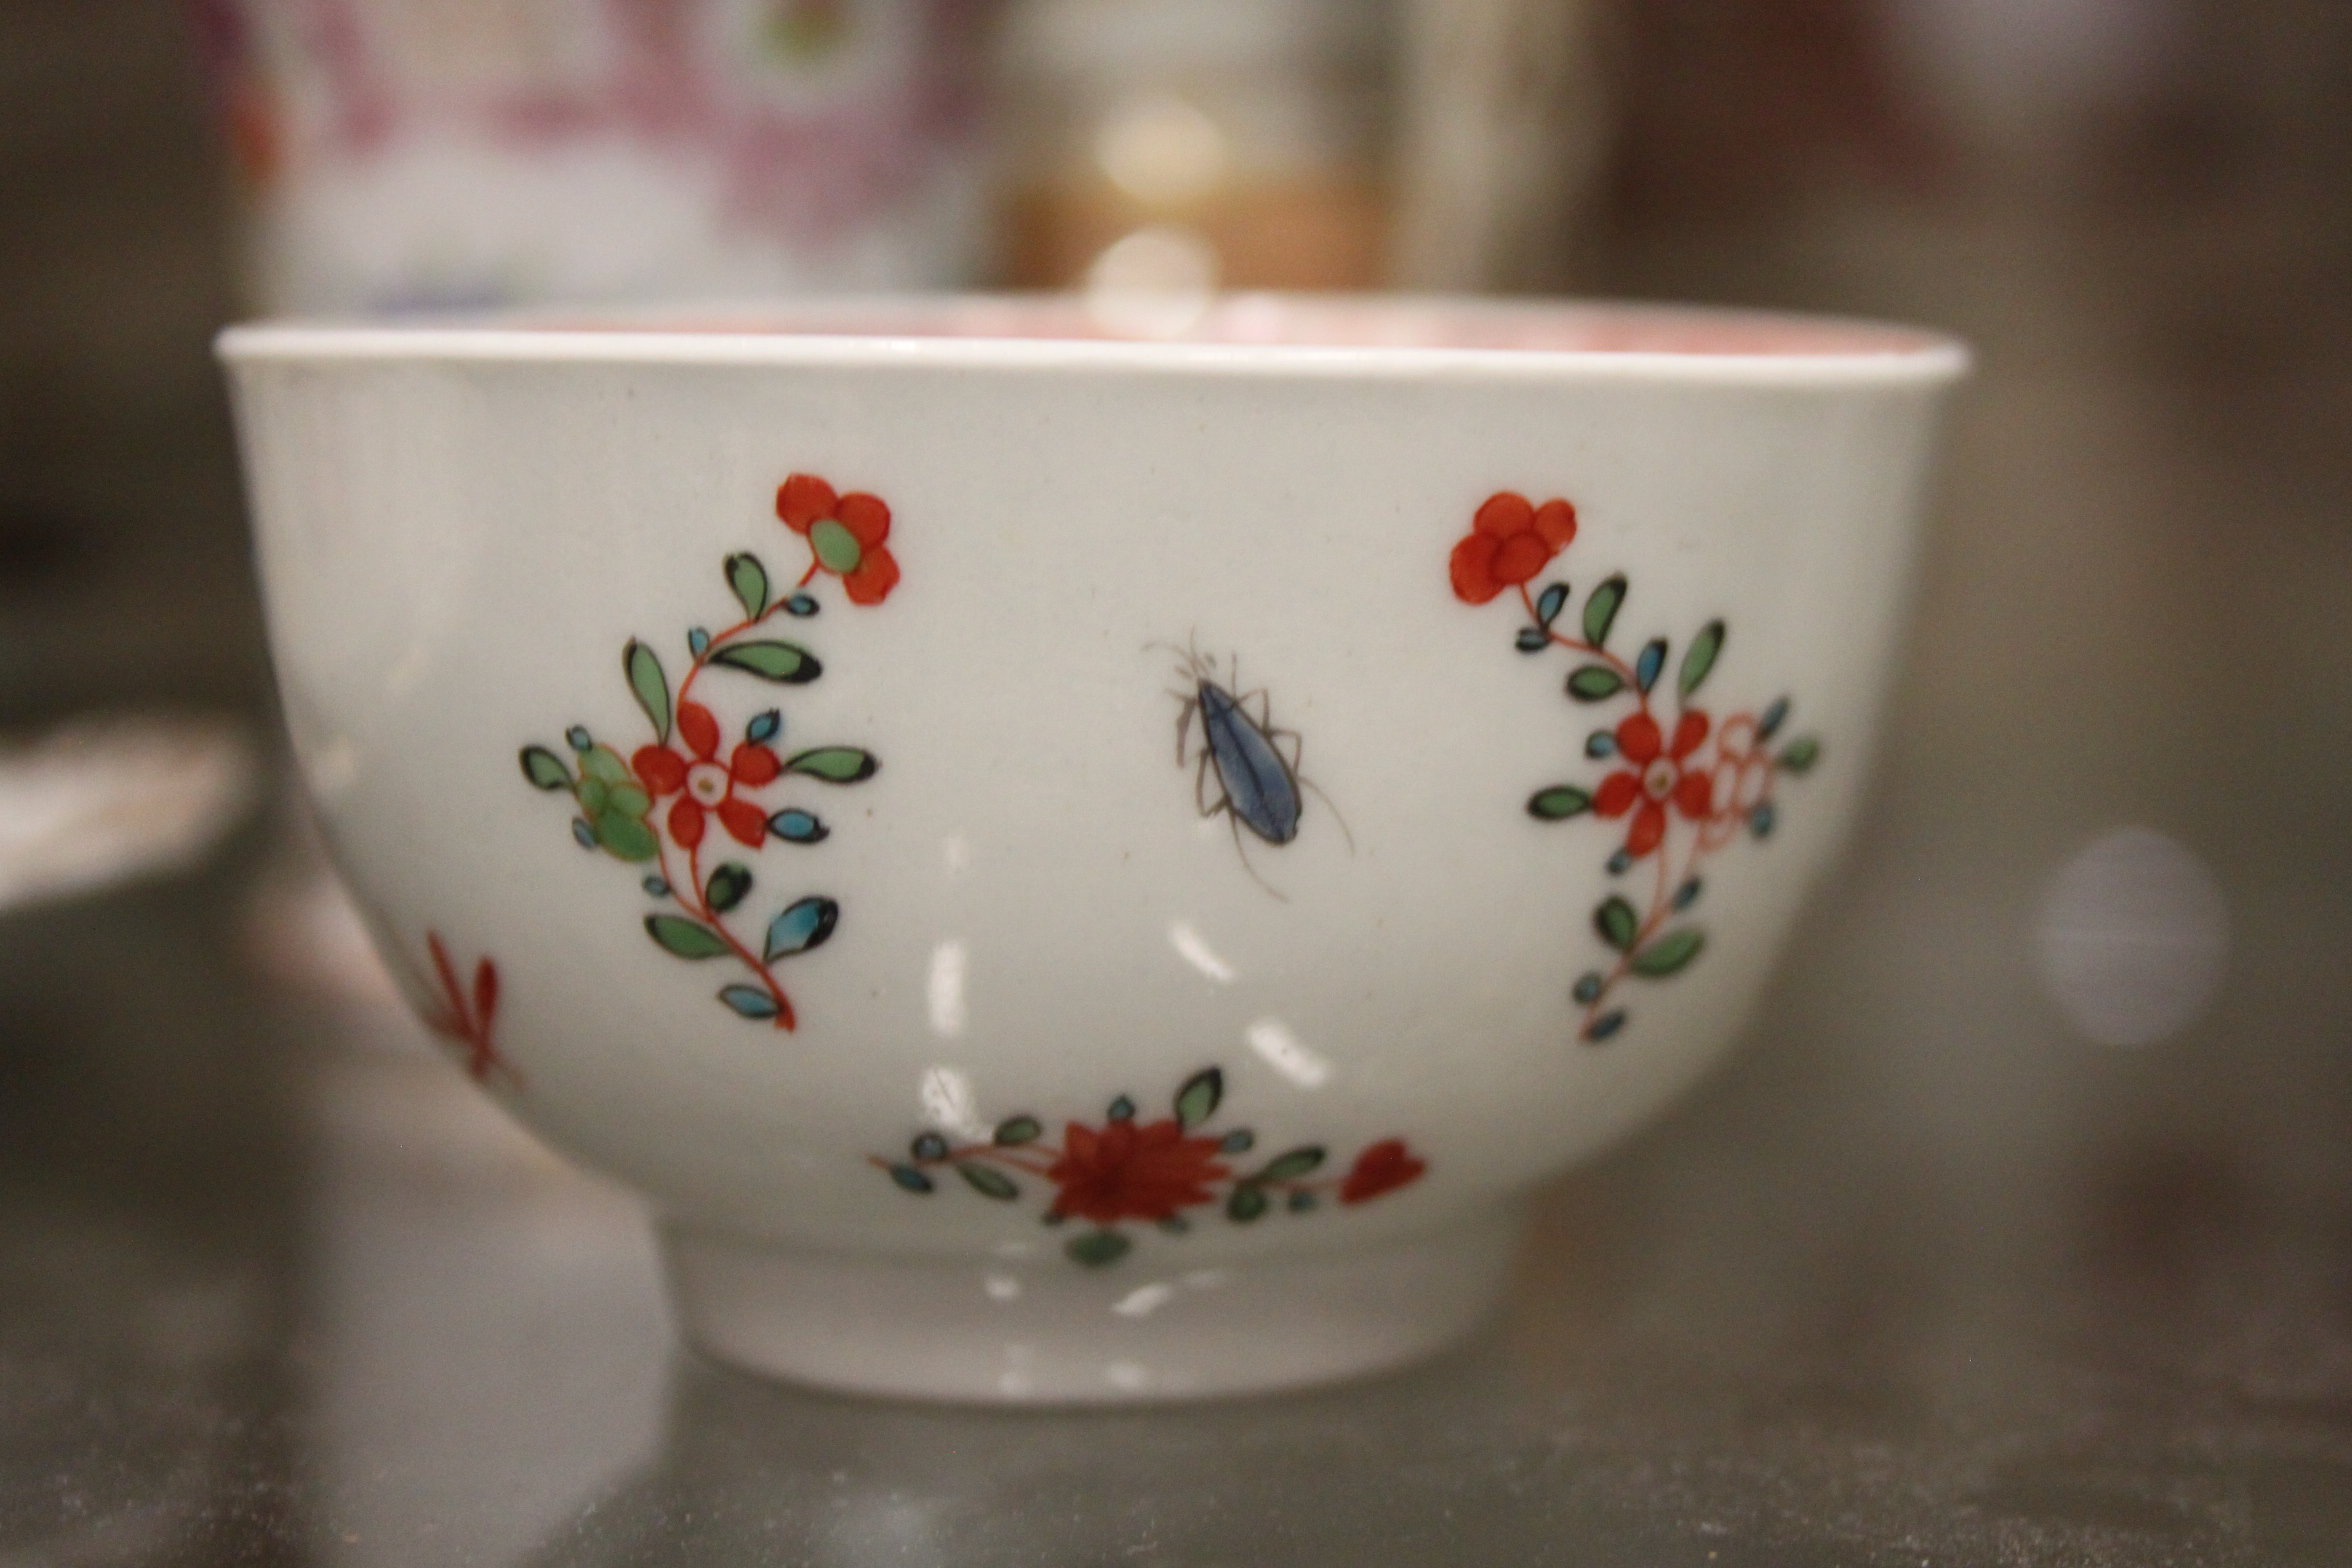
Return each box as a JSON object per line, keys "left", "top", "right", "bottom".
{"left": 221, "top": 297, "right": 1965, "bottom": 1403}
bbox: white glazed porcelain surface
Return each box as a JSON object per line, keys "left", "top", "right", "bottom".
{"left": 222, "top": 298, "right": 1963, "bottom": 1402}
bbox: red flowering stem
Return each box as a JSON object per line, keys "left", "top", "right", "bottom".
{"left": 796, "top": 556, "right": 821, "bottom": 589}
{"left": 423, "top": 931, "right": 515, "bottom": 1084}
{"left": 654, "top": 586, "right": 821, "bottom": 1030}
{"left": 1575, "top": 723, "right": 1781, "bottom": 1033}
{"left": 1516, "top": 583, "right": 1648, "bottom": 711}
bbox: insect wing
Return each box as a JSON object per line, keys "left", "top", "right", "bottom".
{"left": 1199, "top": 683, "right": 1302, "bottom": 844}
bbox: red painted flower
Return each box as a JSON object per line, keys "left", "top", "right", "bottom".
{"left": 1449, "top": 491, "right": 1579, "bottom": 605}
{"left": 1593, "top": 710, "right": 1715, "bottom": 858}
{"left": 631, "top": 700, "right": 780, "bottom": 850}
{"left": 777, "top": 472, "right": 900, "bottom": 605}
{"left": 1340, "top": 1138, "right": 1427, "bottom": 1205}
{"left": 1046, "top": 1117, "right": 1231, "bottom": 1225}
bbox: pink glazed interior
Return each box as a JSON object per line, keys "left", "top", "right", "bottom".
{"left": 521, "top": 295, "right": 1948, "bottom": 358}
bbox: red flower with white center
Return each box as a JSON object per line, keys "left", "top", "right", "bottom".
{"left": 777, "top": 472, "right": 900, "bottom": 606}
{"left": 1339, "top": 1138, "right": 1427, "bottom": 1204}
{"left": 1449, "top": 491, "right": 1579, "bottom": 605}
{"left": 631, "top": 700, "right": 780, "bottom": 850}
{"left": 1046, "top": 1117, "right": 1231, "bottom": 1225}
{"left": 1592, "top": 709, "right": 1715, "bottom": 859}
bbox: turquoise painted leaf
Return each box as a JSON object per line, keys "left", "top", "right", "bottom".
{"left": 1635, "top": 638, "right": 1667, "bottom": 693}
{"left": 763, "top": 896, "right": 839, "bottom": 962}
{"left": 718, "top": 984, "right": 780, "bottom": 1019}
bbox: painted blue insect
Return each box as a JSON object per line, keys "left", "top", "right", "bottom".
{"left": 1162, "top": 640, "right": 1348, "bottom": 897}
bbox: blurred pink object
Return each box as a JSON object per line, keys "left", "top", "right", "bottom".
{"left": 186, "top": 0, "right": 997, "bottom": 312}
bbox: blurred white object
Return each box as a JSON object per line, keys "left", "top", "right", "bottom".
{"left": 1388, "top": 0, "right": 1613, "bottom": 290}
{"left": 0, "top": 716, "right": 257, "bottom": 912}
{"left": 2035, "top": 826, "right": 2228, "bottom": 1047}
{"left": 994, "top": 0, "right": 1390, "bottom": 288}
{"left": 192, "top": 0, "right": 996, "bottom": 313}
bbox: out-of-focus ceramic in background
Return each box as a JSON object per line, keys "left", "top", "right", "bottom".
{"left": 185, "top": 0, "right": 1001, "bottom": 313}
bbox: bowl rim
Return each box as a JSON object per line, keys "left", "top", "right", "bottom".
{"left": 216, "top": 292, "right": 1972, "bottom": 388}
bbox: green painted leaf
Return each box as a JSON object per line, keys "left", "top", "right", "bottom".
{"left": 1679, "top": 620, "right": 1725, "bottom": 698}
{"left": 646, "top": 914, "right": 730, "bottom": 959}
{"left": 810, "top": 517, "right": 862, "bottom": 575}
{"left": 710, "top": 640, "right": 821, "bottom": 684}
{"left": 520, "top": 745, "right": 572, "bottom": 791}
{"left": 1583, "top": 574, "right": 1627, "bottom": 646}
{"left": 594, "top": 813, "right": 660, "bottom": 862}
{"left": 704, "top": 862, "right": 753, "bottom": 913}
{"left": 579, "top": 743, "right": 634, "bottom": 787}
{"left": 1173, "top": 1067, "right": 1222, "bottom": 1130}
{"left": 718, "top": 985, "right": 779, "bottom": 1020}
{"left": 1256, "top": 1147, "right": 1325, "bottom": 1182}
{"left": 1567, "top": 665, "right": 1626, "bottom": 702}
{"left": 1594, "top": 896, "right": 1639, "bottom": 952}
{"left": 1535, "top": 581, "right": 1569, "bottom": 626}
{"left": 1226, "top": 1184, "right": 1269, "bottom": 1223}
{"left": 1066, "top": 1229, "right": 1131, "bottom": 1266}
{"left": 1528, "top": 785, "right": 1592, "bottom": 821}
{"left": 956, "top": 1162, "right": 1020, "bottom": 1201}
{"left": 725, "top": 553, "right": 770, "bottom": 620}
{"left": 785, "top": 746, "right": 878, "bottom": 784}
{"left": 888, "top": 1163, "right": 934, "bottom": 1194}
{"left": 1779, "top": 736, "right": 1821, "bottom": 774}
{"left": 624, "top": 640, "right": 671, "bottom": 743}
{"left": 605, "top": 783, "right": 651, "bottom": 819}
{"left": 994, "top": 1115, "right": 1043, "bottom": 1147}
{"left": 1631, "top": 927, "right": 1706, "bottom": 978}
{"left": 763, "top": 896, "right": 839, "bottom": 961}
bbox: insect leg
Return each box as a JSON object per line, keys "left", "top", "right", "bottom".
{"left": 1228, "top": 808, "right": 1288, "bottom": 902}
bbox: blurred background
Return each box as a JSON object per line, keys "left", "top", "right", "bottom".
{"left": 3, "top": 1, "right": 2349, "bottom": 1563}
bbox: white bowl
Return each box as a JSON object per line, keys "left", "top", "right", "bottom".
{"left": 221, "top": 296, "right": 1965, "bottom": 1403}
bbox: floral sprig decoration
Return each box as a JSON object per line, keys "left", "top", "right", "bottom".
{"left": 419, "top": 932, "right": 512, "bottom": 1085}
{"left": 1451, "top": 491, "right": 1822, "bottom": 1044}
{"left": 518, "top": 473, "right": 894, "bottom": 1031}
{"left": 874, "top": 1068, "right": 1428, "bottom": 1267}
